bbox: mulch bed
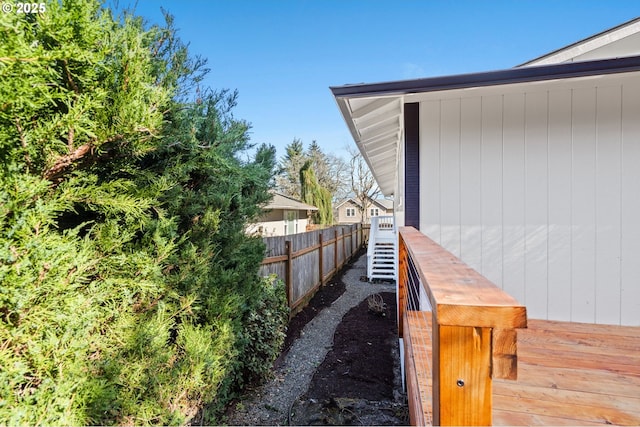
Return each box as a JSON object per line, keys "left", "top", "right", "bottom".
{"left": 304, "top": 292, "right": 397, "bottom": 401}
{"left": 275, "top": 249, "right": 364, "bottom": 367}
{"left": 289, "top": 291, "right": 407, "bottom": 425}
{"left": 270, "top": 249, "right": 407, "bottom": 425}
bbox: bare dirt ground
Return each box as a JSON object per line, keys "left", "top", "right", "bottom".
{"left": 225, "top": 251, "right": 407, "bottom": 425}
{"left": 289, "top": 292, "right": 407, "bottom": 425}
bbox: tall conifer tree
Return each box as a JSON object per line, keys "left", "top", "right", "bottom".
{"left": 300, "top": 160, "right": 333, "bottom": 225}
{"left": 0, "top": 2, "right": 285, "bottom": 425}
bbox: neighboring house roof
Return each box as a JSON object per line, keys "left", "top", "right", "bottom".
{"left": 264, "top": 192, "right": 318, "bottom": 211}
{"left": 335, "top": 196, "right": 393, "bottom": 211}
{"left": 376, "top": 199, "right": 393, "bottom": 210}
{"left": 331, "top": 19, "right": 640, "bottom": 196}
{"left": 520, "top": 17, "right": 640, "bottom": 67}
{"left": 334, "top": 198, "right": 359, "bottom": 210}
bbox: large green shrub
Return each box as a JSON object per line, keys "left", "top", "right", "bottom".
{"left": 0, "top": 1, "right": 287, "bottom": 425}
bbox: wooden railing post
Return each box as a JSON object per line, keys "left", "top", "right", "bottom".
{"left": 398, "top": 233, "right": 408, "bottom": 338}
{"left": 399, "top": 227, "right": 527, "bottom": 426}
{"left": 433, "top": 324, "right": 493, "bottom": 426}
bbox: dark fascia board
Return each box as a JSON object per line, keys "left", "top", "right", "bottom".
{"left": 330, "top": 55, "right": 640, "bottom": 99}
{"left": 518, "top": 17, "right": 640, "bottom": 67}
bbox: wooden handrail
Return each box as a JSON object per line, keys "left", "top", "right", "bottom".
{"left": 399, "top": 226, "right": 527, "bottom": 426}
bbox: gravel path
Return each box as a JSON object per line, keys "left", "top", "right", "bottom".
{"left": 226, "top": 254, "right": 395, "bottom": 426}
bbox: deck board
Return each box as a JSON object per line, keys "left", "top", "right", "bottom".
{"left": 493, "top": 319, "right": 640, "bottom": 426}
{"left": 404, "top": 311, "right": 433, "bottom": 425}
{"left": 404, "top": 315, "right": 640, "bottom": 425}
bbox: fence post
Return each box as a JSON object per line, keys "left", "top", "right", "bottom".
{"left": 340, "top": 227, "right": 347, "bottom": 267}
{"left": 334, "top": 228, "right": 338, "bottom": 273}
{"left": 318, "top": 232, "right": 324, "bottom": 287}
{"left": 350, "top": 225, "right": 355, "bottom": 258}
{"left": 285, "top": 240, "right": 292, "bottom": 308}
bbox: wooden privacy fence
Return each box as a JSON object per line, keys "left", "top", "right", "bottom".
{"left": 260, "top": 223, "right": 366, "bottom": 314}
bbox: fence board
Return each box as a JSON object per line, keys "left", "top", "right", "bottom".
{"left": 260, "top": 224, "right": 363, "bottom": 313}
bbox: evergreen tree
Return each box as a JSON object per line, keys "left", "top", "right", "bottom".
{"left": 276, "top": 138, "right": 348, "bottom": 201}
{"left": 275, "top": 138, "right": 305, "bottom": 198}
{"left": 0, "top": 2, "right": 286, "bottom": 425}
{"left": 300, "top": 160, "right": 333, "bottom": 225}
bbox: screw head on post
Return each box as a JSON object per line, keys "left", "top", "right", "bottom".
{"left": 456, "top": 379, "right": 465, "bottom": 387}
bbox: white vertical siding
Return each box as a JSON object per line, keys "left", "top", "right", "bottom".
{"left": 502, "top": 93, "right": 527, "bottom": 304}
{"left": 480, "top": 96, "right": 504, "bottom": 286}
{"left": 595, "top": 86, "right": 622, "bottom": 325}
{"left": 440, "top": 99, "right": 462, "bottom": 258}
{"left": 524, "top": 91, "right": 549, "bottom": 319}
{"left": 547, "top": 90, "right": 573, "bottom": 320}
{"left": 460, "top": 97, "right": 483, "bottom": 273}
{"left": 621, "top": 83, "right": 640, "bottom": 326}
{"left": 571, "top": 87, "right": 597, "bottom": 323}
{"left": 420, "top": 101, "right": 441, "bottom": 239}
{"left": 418, "top": 75, "right": 640, "bottom": 326}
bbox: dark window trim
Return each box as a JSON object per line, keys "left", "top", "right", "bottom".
{"left": 404, "top": 102, "right": 420, "bottom": 229}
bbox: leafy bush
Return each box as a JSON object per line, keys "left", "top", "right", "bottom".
{"left": 239, "top": 275, "right": 289, "bottom": 385}
{"left": 0, "top": 1, "right": 284, "bottom": 425}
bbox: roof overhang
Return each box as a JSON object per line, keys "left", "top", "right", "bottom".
{"left": 333, "top": 95, "right": 402, "bottom": 196}
{"left": 331, "top": 55, "right": 640, "bottom": 197}
{"left": 266, "top": 192, "right": 319, "bottom": 211}
{"left": 520, "top": 17, "right": 640, "bottom": 66}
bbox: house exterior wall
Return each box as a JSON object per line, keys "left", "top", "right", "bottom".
{"left": 247, "top": 209, "right": 310, "bottom": 237}
{"left": 412, "top": 72, "right": 640, "bottom": 326}
{"left": 336, "top": 200, "right": 363, "bottom": 224}
{"left": 335, "top": 199, "right": 393, "bottom": 224}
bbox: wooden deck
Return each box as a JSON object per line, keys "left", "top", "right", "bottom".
{"left": 494, "top": 319, "right": 640, "bottom": 426}
{"left": 405, "top": 314, "right": 640, "bottom": 425}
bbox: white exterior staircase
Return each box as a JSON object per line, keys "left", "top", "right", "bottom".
{"left": 367, "top": 215, "right": 397, "bottom": 281}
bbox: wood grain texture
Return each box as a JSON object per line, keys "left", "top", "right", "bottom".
{"left": 405, "top": 316, "right": 640, "bottom": 426}
{"left": 404, "top": 311, "right": 433, "bottom": 426}
{"left": 399, "top": 227, "right": 527, "bottom": 329}
{"left": 435, "top": 325, "right": 492, "bottom": 426}
{"left": 493, "top": 319, "right": 640, "bottom": 426}
{"left": 492, "top": 328, "right": 518, "bottom": 380}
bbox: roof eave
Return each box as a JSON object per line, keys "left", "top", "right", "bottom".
{"left": 518, "top": 17, "right": 640, "bottom": 67}
{"left": 331, "top": 55, "right": 640, "bottom": 99}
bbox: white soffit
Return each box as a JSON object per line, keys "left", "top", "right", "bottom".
{"left": 339, "top": 96, "right": 403, "bottom": 196}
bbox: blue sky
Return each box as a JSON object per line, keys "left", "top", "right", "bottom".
{"left": 130, "top": 1, "right": 638, "bottom": 160}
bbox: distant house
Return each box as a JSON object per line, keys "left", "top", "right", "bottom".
{"left": 335, "top": 196, "right": 393, "bottom": 224}
{"left": 247, "top": 192, "right": 318, "bottom": 237}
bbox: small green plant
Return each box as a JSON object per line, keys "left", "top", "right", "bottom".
{"left": 238, "top": 275, "right": 289, "bottom": 385}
